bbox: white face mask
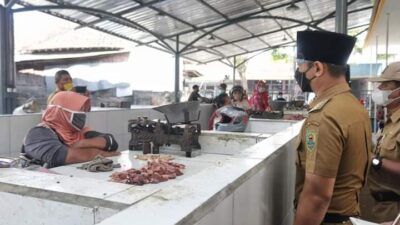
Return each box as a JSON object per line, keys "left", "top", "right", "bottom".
{"left": 371, "top": 90, "right": 391, "bottom": 106}
{"left": 372, "top": 87, "right": 400, "bottom": 106}
{"left": 258, "top": 87, "right": 266, "bottom": 93}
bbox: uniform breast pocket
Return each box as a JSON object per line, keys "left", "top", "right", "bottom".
{"left": 381, "top": 138, "right": 397, "bottom": 159}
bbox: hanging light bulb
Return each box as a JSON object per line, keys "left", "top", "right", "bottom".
{"left": 286, "top": 1, "right": 300, "bottom": 12}
{"left": 282, "top": 35, "right": 288, "bottom": 41}
{"left": 156, "top": 11, "right": 166, "bottom": 18}
{"left": 208, "top": 35, "right": 215, "bottom": 40}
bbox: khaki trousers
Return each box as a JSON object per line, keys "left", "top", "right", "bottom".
{"left": 370, "top": 200, "right": 400, "bottom": 223}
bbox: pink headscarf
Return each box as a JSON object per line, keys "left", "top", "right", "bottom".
{"left": 42, "top": 91, "right": 91, "bottom": 146}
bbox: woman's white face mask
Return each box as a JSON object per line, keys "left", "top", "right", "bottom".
{"left": 258, "top": 87, "right": 266, "bottom": 93}
{"left": 372, "top": 85, "right": 400, "bottom": 106}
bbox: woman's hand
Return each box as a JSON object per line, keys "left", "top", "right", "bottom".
{"left": 71, "top": 137, "right": 106, "bottom": 150}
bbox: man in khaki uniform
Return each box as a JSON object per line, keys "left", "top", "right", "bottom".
{"left": 367, "top": 61, "right": 400, "bottom": 223}
{"left": 294, "top": 30, "right": 371, "bottom": 225}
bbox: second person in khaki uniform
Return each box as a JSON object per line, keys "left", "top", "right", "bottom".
{"left": 367, "top": 61, "right": 400, "bottom": 223}
{"left": 294, "top": 30, "right": 371, "bottom": 225}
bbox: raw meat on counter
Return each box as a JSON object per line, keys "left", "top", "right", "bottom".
{"left": 110, "top": 160, "right": 185, "bottom": 185}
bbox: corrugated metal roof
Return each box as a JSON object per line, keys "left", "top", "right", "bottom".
{"left": 18, "top": 26, "right": 135, "bottom": 54}
{"left": 13, "top": 0, "right": 373, "bottom": 63}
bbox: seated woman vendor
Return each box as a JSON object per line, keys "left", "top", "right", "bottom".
{"left": 22, "top": 91, "right": 120, "bottom": 168}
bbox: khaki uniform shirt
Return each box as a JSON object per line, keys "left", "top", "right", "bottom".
{"left": 368, "top": 109, "right": 400, "bottom": 195}
{"left": 295, "top": 83, "right": 371, "bottom": 216}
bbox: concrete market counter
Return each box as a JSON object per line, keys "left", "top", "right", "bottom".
{"left": 0, "top": 118, "right": 302, "bottom": 225}
{"left": 0, "top": 105, "right": 301, "bottom": 225}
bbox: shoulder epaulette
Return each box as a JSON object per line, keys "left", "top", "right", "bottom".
{"left": 309, "top": 98, "right": 331, "bottom": 113}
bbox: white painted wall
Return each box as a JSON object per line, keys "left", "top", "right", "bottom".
{"left": 245, "top": 118, "right": 298, "bottom": 134}
{"left": 0, "top": 192, "right": 118, "bottom": 225}
{"left": 194, "top": 135, "right": 297, "bottom": 225}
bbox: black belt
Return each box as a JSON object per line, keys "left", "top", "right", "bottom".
{"left": 323, "top": 213, "right": 352, "bottom": 223}
{"left": 372, "top": 192, "right": 400, "bottom": 202}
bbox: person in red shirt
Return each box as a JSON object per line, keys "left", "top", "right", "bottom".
{"left": 249, "top": 80, "right": 270, "bottom": 112}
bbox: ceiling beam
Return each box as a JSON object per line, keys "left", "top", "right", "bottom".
{"left": 348, "top": 23, "right": 370, "bottom": 30}
{"left": 181, "top": 6, "right": 372, "bottom": 56}
{"left": 14, "top": 1, "right": 176, "bottom": 52}
{"left": 182, "top": 23, "right": 306, "bottom": 56}
{"left": 354, "top": 27, "right": 369, "bottom": 37}
{"left": 130, "top": 0, "right": 197, "bottom": 30}
{"left": 195, "top": 19, "right": 371, "bottom": 64}
{"left": 253, "top": 0, "right": 290, "bottom": 44}
{"left": 16, "top": 0, "right": 228, "bottom": 61}
{"left": 195, "top": 0, "right": 251, "bottom": 52}
{"left": 233, "top": 48, "right": 271, "bottom": 69}
{"left": 313, "top": 5, "right": 373, "bottom": 28}
{"left": 312, "top": 0, "right": 357, "bottom": 26}
{"left": 179, "top": 14, "right": 327, "bottom": 54}
{"left": 203, "top": 42, "right": 296, "bottom": 64}
{"left": 303, "top": 0, "right": 314, "bottom": 21}
{"left": 145, "top": 0, "right": 306, "bottom": 44}
{"left": 131, "top": 0, "right": 243, "bottom": 58}
{"left": 218, "top": 59, "right": 233, "bottom": 67}
{"left": 197, "top": 0, "right": 260, "bottom": 51}
{"left": 13, "top": 0, "right": 373, "bottom": 64}
{"left": 5, "top": 0, "right": 18, "bottom": 8}
{"left": 130, "top": 0, "right": 235, "bottom": 56}
{"left": 75, "top": 0, "right": 169, "bottom": 30}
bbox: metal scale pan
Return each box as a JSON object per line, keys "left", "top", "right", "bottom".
{"left": 153, "top": 101, "right": 201, "bottom": 124}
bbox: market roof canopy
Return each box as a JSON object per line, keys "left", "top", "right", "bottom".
{"left": 12, "top": 0, "right": 373, "bottom": 64}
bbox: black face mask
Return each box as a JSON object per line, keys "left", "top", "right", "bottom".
{"left": 294, "top": 66, "right": 316, "bottom": 93}
{"left": 71, "top": 113, "right": 86, "bottom": 130}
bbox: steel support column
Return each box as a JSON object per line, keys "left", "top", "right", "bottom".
{"left": 385, "top": 13, "right": 390, "bottom": 66}
{"left": 0, "top": 3, "right": 16, "bottom": 114}
{"left": 335, "top": 0, "right": 347, "bottom": 34}
{"left": 174, "top": 36, "right": 180, "bottom": 103}
{"left": 233, "top": 57, "right": 236, "bottom": 84}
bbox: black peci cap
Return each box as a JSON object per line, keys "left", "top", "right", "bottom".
{"left": 296, "top": 30, "right": 356, "bottom": 65}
